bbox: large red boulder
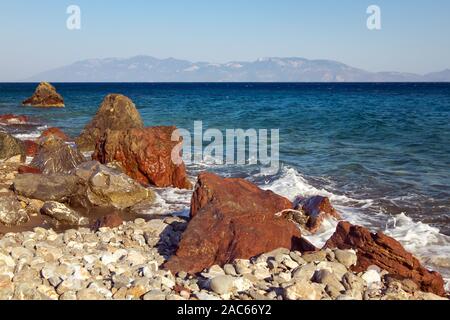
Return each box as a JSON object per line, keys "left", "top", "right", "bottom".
{"left": 165, "top": 172, "right": 307, "bottom": 274}
{"left": 324, "top": 221, "right": 446, "bottom": 296}
{"left": 93, "top": 126, "right": 192, "bottom": 189}
{"left": 294, "top": 195, "right": 342, "bottom": 233}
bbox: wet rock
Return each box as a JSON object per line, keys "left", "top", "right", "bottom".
{"left": 324, "top": 221, "right": 446, "bottom": 296}
{"left": 41, "top": 201, "right": 89, "bottom": 226}
{"left": 76, "top": 94, "right": 144, "bottom": 152}
{"left": 0, "top": 132, "right": 25, "bottom": 161}
{"left": 22, "top": 82, "right": 64, "bottom": 108}
{"left": 0, "top": 193, "right": 29, "bottom": 226}
{"left": 93, "top": 213, "right": 123, "bottom": 230}
{"left": 39, "top": 127, "right": 69, "bottom": 141}
{"left": 30, "top": 137, "right": 85, "bottom": 174}
{"left": 294, "top": 195, "right": 341, "bottom": 233}
{"left": 0, "top": 114, "right": 28, "bottom": 125}
{"left": 165, "top": 172, "right": 305, "bottom": 274}
{"left": 93, "top": 126, "right": 192, "bottom": 189}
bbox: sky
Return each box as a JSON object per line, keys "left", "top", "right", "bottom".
{"left": 0, "top": 0, "right": 450, "bottom": 81}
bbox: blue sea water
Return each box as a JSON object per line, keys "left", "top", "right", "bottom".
{"left": 1, "top": 83, "right": 450, "bottom": 283}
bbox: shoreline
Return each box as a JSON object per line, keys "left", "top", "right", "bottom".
{"left": 1, "top": 87, "right": 449, "bottom": 299}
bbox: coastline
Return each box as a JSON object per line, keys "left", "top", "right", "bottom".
{"left": 0, "top": 84, "right": 449, "bottom": 300}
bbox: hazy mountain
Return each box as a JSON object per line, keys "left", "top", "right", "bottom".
{"left": 25, "top": 56, "right": 450, "bottom": 82}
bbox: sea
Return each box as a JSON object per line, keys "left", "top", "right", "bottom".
{"left": 1, "top": 82, "right": 449, "bottom": 289}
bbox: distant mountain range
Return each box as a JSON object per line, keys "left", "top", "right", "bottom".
{"left": 26, "top": 56, "right": 450, "bottom": 82}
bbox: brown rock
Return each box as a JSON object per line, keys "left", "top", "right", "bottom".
{"left": 39, "top": 127, "right": 70, "bottom": 141}
{"left": 93, "top": 213, "right": 123, "bottom": 230}
{"left": 93, "top": 127, "right": 192, "bottom": 189}
{"left": 24, "top": 140, "right": 39, "bottom": 157}
{"left": 30, "top": 136, "right": 86, "bottom": 174}
{"left": 0, "top": 132, "right": 25, "bottom": 161}
{"left": 75, "top": 94, "right": 144, "bottom": 151}
{"left": 22, "top": 82, "right": 64, "bottom": 108}
{"left": 324, "top": 221, "right": 446, "bottom": 296}
{"left": 294, "top": 195, "right": 342, "bottom": 233}
{"left": 18, "top": 165, "right": 41, "bottom": 174}
{"left": 165, "top": 172, "right": 305, "bottom": 274}
{"left": 0, "top": 114, "right": 28, "bottom": 125}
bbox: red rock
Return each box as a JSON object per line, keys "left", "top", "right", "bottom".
{"left": 24, "top": 140, "right": 39, "bottom": 156}
{"left": 18, "top": 165, "right": 41, "bottom": 174}
{"left": 22, "top": 82, "right": 64, "bottom": 108}
{"left": 0, "top": 114, "right": 28, "bottom": 124}
{"left": 165, "top": 172, "right": 307, "bottom": 274}
{"left": 294, "top": 195, "right": 342, "bottom": 233}
{"left": 93, "top": 126, "right": 192, "bottom": 189}
{"left": 324, "top": 221, "right": 446, "bottom": 296}
{"left": 93, "top": 213, "right": 123, "bottom": 230}
{"left": 39, "top": 127, "right": 70, "bottom": 141}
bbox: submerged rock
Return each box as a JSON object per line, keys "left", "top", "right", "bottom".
{"left": 0, "top": 114, "right": 28, "bottom": 125}
{"left": 293, "top": 195, "right": 342, "bottom": 233}
{"left": 93, "top": 126, "right": 192, "bottom": 189}
{"left": 41, "top": 201, "right": 88, "bottom": 226}
{"left": 75, "top": 94, "right": 144, "bottom": 152}
{"left": 0, "top": 193, "right": 29, "bottom": 226}
{"left": 165, "top": 172, "right": 306, "bottom": 274}
{"left": 0, "top": 132, "right": 25, "bottom": 161}
{"left": 30, "top": 137, "right": 86, "bottom": 174}
{"left": 39, "top": 127, "right": 70, "bottom": 141}
{"left": 324, "top": 221, "right": 446, "bottom": 296}
{"left": 22, "top": 82, "right": 64, "bottom": 108}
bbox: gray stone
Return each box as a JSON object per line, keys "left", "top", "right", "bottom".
{"left": 284, "top": 280, "right": 324, "bottom": 300}
{"left": 41, "top": 201, "right": 89, "bottom": 226}
{"left": 0, "top": 132, "right": 25, "bottom": 161}
{"left": 210, "top": 275, "right": 234, "bottom": 295}
{"left": 334, "top": 249, "right": 357, "bottom": 269}
{"left": 0, "top": 194, "right": 29, "bottom": 226}
{"left": 143, "top": 289, "right": 166, "bottom": 300}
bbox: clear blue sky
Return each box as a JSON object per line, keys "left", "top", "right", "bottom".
{"left": 1, "top": 0, "right": 449, "bottom": 80}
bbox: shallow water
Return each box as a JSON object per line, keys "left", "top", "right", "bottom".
{"left": 1, "top": 82, "right": 449, "bottom": 288}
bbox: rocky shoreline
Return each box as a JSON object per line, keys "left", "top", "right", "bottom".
{"left": 0, "top": 83, "right": 448, "bottom": 300}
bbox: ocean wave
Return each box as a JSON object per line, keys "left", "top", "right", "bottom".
{"left": 259, "top": 165, "right": 450, "bottom": 290}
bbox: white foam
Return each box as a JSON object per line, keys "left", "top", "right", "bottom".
{"left": 13, "top": 131, "right": 42, "bottom": 140}
{"left": 259, "top": 165, "right": 450, "bottom": 291}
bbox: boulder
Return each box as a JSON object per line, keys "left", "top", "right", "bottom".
{"left": 13, "top": 174, "right": 85, "bottom": 203}
{"left": 75, "top": 94, "right": 144, "bottom": 151}
{"left": 165, "top": 172, "right": 305, "bottom": 274}
{"left": 0, "top": 132, "right": 25, "bottom": 161}
{"left": 93, "top": 127, "right": 192, "bottom": 189}
{"left": 30, "top": 137, "right": 86, "bottom": 174}
{"left": 0, "top": 194, "right": 29, "bottom": 226}
{"left": 93, "top": 213, "right": 124, "bottom": 230}
{"left": 24, "top": 140, "right": 39, "bottom": 157}
{"left": 39, "top": 127, "right": 70, "bottom": 141}
{"left": 41, "top": 201, "right": 88, "bottom": 226}
{"left": 324, "top": 221, "right": 446, "bottom": 296}
{"left": 73, "top": 161, "right": 155, "bottom": 210}
{"left": 294, "top": 195, "right": 342, "bottom": 233}
{"left": 22, "top": 82, "right": 64, "bottom": 108}
{"left": 17, "top": 165, "right": 41, "bottom": 174}
{"left": 0, "top": 114, "right": 28, "bottom": 125}
{"left": 13, "top": 162, "right": 154, "bottom": 211}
